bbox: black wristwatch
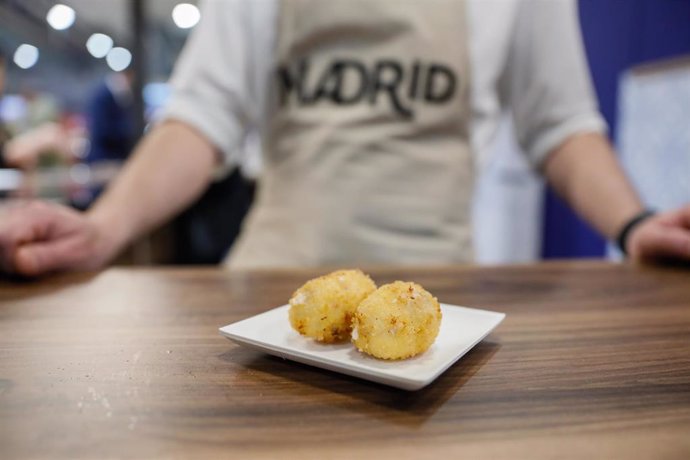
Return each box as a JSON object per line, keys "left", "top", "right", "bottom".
{"left": 616, "top": 210, "right": 656, "bottom": 255}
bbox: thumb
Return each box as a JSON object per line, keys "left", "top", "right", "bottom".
{"left": 14, "top": 237, "right": 84, "bottom": 277}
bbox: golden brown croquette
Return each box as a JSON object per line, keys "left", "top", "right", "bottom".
{"left": 288, "top": 269, "right": 377, "bottom": 343}
{"left": 352, "top": 281, "right": 442, "bottom": 359}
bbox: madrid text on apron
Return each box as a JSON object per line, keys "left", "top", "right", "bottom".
{"left": 227, "top": 0, "right": 473, "bottom": 268}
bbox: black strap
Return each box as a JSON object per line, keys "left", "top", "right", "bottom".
{"left": 616, "top": 210, "right": 656, "bottom": 255}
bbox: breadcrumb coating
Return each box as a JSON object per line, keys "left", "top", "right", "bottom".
{"left": 352, "top": 281, "right": 442, "bottom": 360}
{"left": 288, "top": 269, "right": 377, "bottom": 343}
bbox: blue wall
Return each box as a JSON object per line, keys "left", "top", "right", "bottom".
{"left": 541, "top": 0, "right": 690, "bottom": 259}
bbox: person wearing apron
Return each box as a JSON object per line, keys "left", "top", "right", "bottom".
{"left": 4, "top": 0, "right": 690, "bottom": 277}
{"left": 228, "top": 0, "right": 474, "bottom": 268}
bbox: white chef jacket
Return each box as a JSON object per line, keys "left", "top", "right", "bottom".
{"left": 162, "top": 0, "right": 606, "bottom": 171}
{"left": 160, "top": 0, "right": 607, "bottom": 268}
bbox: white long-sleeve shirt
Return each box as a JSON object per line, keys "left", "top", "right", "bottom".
{"left": 162, "top": 0, "right": 606, "bottom": 172}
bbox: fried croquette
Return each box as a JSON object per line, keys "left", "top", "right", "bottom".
{"left": 352, "top": 281, "right": 442, "bottom": 360}
{"left": 289, "top": 269, "right": 377, "bottom": 343}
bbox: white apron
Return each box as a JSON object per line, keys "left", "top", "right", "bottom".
{"left": 227, "top": 0, "right": 473, "bottom": 268}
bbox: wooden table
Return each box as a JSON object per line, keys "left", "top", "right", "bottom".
{"left": 1, "top": 262, "right": 689, "bottom": 459}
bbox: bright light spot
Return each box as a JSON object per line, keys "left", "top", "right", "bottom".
{"left": 13, "top": 44, "right": 39, "bottom": 70}
{"left": 86, "top": 33, "right": 114, "bottom": 58}
{"left": 106, "top": 47, "right": 132, "bottom": 72}
{"left": 172, "top": 3, "right": 200, "bottom": 29}
{"left": 46, "top": 4, "right": 76, "bottom": 30}
{"left": 71, "top": 138, "right": 90, "bottom": 159}
{"left": 0, "top": 95, "right": 28, "bottom": 122}
{"left": 0, "top": 169, "right": 23, "bottom": 192}
{"left": 143, "top": 82, "right": 171, "bottom": 109}
{"left": 69, "top": 163, "right": 92, "bottom": 185}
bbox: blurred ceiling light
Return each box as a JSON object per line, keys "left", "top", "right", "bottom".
{"left": 69, "top": 163, "right": 92, "bottom": 185}
{"left": 172, "top": 3, "right": 201, "bottom": 29}
{"left": 46, "top": 4, "right": 76, "bottom": 30}
{"left": 106, "top": 47, "right": 132, "bottom": 72}
{"left": 86, "top": 33, "right": 114, "bottom": 58}
{"left": 13, "top": 44, "right": 40, "bottom": 70}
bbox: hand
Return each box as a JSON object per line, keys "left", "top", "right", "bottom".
{"left": 3, "top": 123, "right": 76, "bottom": 170}
{"left": 0, "top": 201, "right": 117, "bottom": 276}
{"left": 627, "top": 205, "right": 690, "bottom": 263}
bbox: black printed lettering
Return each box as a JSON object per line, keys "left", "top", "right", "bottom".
{"left": 311, "top": 62, "right": 341, "bottom": 103}
{"left": 331, "top": 60, "right": 368, "bottom": 105}
{"left": 277, "top": 59, "right": 310, "bottom": 105}
{"left": 370, "top": 60, "right": 413, "bottom": 119}
{"left": 275, "top": 58, "right": 458, "bottom": 118}
{"left": 424, "top": 64, "right": 455, "bottom": 103}
{"left": 409, "top": 61, "right": 421, "bottom": 100}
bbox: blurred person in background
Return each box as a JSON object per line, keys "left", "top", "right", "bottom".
{"left": 72, "top": 69, "right": 137, "bottom": 208}
{"left": 0, "top": 0, "right": 689, "bottom": 276}
{"left": 85, "top": 69, "right": 137, "bottom": 165}
{"left": 0, "top": 46, "right": 80, "bottom": 172}
{"left": 0, "top": 46, "right": 12, "bottom": 168}
{"left": 16, "top": 88, "right": 60, "bottom": 133}
{"left": 2, "top": 123, "right": 77, "bottom": 171}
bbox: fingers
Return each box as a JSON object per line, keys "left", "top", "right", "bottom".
{"left": 13, "top": 236, "right": 86, "bottom": 277}
{"left": 635, "top": 226, "right": 690, "bottom": 262}
{"left": 676, "top": 204, "right": 690, "bottom": 229}
{"left": 1, "top": 201, "right": 103, "bottom": 277}
{"left": 0, "top": 206, "right": 33, "bottom": 273}
{"left": 0, "top": 201, "right": 61, "bottom": 274}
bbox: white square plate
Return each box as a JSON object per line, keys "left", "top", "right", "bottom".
{"left": 219, "top": 303, "right": 505, "bottom": 391}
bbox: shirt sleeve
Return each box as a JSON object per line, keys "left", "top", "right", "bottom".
{"left": 159, "top": 0, "right": 253, "bottom": 166}
{"left": 501, "top": 0, "right": 607, "bottom": 169}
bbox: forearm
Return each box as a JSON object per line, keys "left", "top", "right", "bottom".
{"left": 543, "top": 132, "right": 643, "bottom": 240}
{"left": 87, "top": 120, "right": 217, "bottom": 258}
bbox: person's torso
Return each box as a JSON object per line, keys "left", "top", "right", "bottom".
{"left": 228, "top": 0, "right": 484, "bottom": 268}
{"left": 241, "top": 0, "right": 519, "bottom": 165}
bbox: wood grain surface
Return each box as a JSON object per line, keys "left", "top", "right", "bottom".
{"left": 1, "top": 261, "right": 689, "bottom": 459}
